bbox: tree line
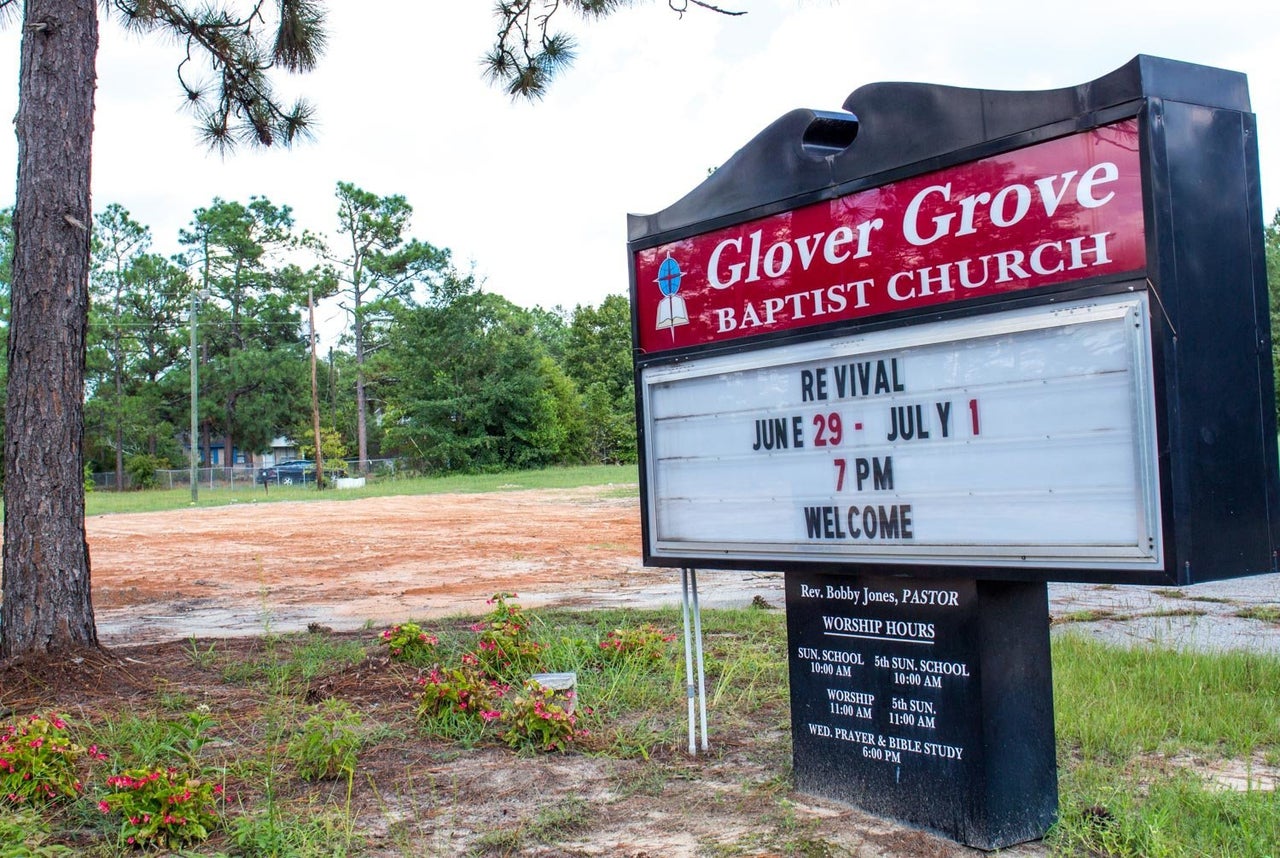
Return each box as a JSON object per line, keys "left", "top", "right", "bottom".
{"left": 0, "top": 185, "right": 638, "bottom": 489}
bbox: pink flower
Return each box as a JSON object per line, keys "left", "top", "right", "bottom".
{"left": 98, "top": 800, "right": 110, "bottom": 813}
{"left": 480, "top": 710, "right": 501, "bottom": 722}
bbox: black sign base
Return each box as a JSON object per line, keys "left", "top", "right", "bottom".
{"left": 785, "top": 571, "right": 1057, "bottom": 850}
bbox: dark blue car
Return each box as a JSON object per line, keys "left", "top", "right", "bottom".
{"left": 259, "top": 460, "right": 346, "bottom": 486}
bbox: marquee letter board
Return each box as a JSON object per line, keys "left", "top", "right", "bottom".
{"left": 628, "top": 55, "right": 1279, "bottom": 586}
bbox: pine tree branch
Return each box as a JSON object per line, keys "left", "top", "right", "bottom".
{"left": 485, "top": 0, "right": 743, "bottom": 100}
{"left": 673, "top": 0, "right": 747, "bottom": 16}
{"left": 108, "top": 0, "right": 325, "bottom": 152}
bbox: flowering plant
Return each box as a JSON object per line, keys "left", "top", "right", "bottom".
{"left": 471, "top": 592, "right": 544, "bottom": 675}
{"left": 415, "top": 660, "right": 507, "bottom": 723}
{"left": 380, "top": 621, "right": 439, "bottom": 664}
{"left": 599, "top": 624, "right": 676, "bottom": 663}
{"left": 501, "top": 681, "right": 585, "bottom": 753}
{"left": 0, "top": 713, "right": 100, "bottom": 805}
{"left": 98, "top": 767, "right": 221, "bottom": 848}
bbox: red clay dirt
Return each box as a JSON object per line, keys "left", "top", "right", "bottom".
{"left": 86, "top": 485, "right": 782, "bottom": 644}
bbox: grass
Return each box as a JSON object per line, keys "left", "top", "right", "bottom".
{"left": 1050, "top": 632, "right": 1280, "bottom": 856}
{"left": 85, "top": 463, "right": 639, "bottom": 516}
{"left": 1235, "top": 605, "right": 1280, "bottom": 623}
{"left": 3, "top": 603, "right": 1278, "bottom": 854}
{"left": 1053, "top": 632, "right": 1280, "bottom": 758}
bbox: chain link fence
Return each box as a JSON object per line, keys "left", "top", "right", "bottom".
{"left": 90, "top": 459, "right": 401, "bottom": 492}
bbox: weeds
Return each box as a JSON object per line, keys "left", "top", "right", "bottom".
{"left": 186, "top": 637, "right": 219, "bottom": 669}
{"left": 286, "top": 700, "right": 364, "bottom": 783}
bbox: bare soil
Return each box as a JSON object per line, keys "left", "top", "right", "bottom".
{"left": 3, "top": 486, "right": 1049, "bottom": 856}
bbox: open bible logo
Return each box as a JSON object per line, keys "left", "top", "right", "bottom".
{"left": 655, "top": 253, "right": 689, "bottom": 338}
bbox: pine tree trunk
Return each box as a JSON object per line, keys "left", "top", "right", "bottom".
{"left": 1, "top": 0, "right": 100, "bottom": 657}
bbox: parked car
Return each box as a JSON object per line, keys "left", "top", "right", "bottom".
{"left": 258, "top": 460, "right": 347, "bottom": 486}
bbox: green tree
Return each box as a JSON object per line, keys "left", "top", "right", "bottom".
{"left": 527, "top": 304, "right": 571, "bottom": 362}
{"left": 179, "top": 197, "right": 324, "bottom": 467}
{"left": 123, "top": 252, "right": 192, "bottom": 464}
{"left": 564, "top": 294, "right": 636, "bottom": 462}
{"left": 484, "top": 0, "right": 742, "bottom": 98}
{"left": 325, "top": 182, "right": 449, "bottom": 474}
{"left": 88, "top": 204, "right": 151, "bottom": 489}
{"left": 378, "top": 278, "right": 583, "bottom": 472}
{"left": 84, "top": 248, "right": 191, "bottom": 476}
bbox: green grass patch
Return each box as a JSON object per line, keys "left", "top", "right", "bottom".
{"left": 1053, "top": 633, "right": 1280, "bottom": 759}
{"left": 1235, "top": 605, "right": 1280, "bottom": 623}
{"left": 1052, "top": 763, "right": 1280, "bottom": 856}
{"left": 1053, "top": 608, "right": 1133, "bottom": 624}
{"left": 1145, "top": 606, "right": 1209, "bottom": 619}
{"left": 1051, "top": 633, "right": 1280, "bottom": 856}
{"left": 474, "top": 796, "right": 591, "bottom": 852}
{"left": 86, "top": 463, "right": 638, "bottom": 516}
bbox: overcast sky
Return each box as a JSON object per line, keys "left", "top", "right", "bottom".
{"left": 0, "top": 1, "right": 1277, "bottom": 340}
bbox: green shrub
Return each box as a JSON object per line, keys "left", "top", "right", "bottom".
{"left": 471, "top": 592, "right": 545, "bottom": 677}
{"left": 416, "top": 657, "right": 507, "bottom": 724}
{"left": 125, "top": 453, "right": 169, "bottom": 491}
{"left": 599, "top": 624, "right": 675, "bottom": 663}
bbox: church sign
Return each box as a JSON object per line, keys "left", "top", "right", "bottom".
{"left": 628, "top": 56, "right": 1277, "bottom": 848}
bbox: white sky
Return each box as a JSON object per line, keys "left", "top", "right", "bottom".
{"left": 0, "top": 1, "right": 1277, "bottom": 342}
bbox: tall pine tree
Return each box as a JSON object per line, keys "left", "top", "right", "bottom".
{"left": 1, "top": 1, "right": 325, "bottom": 658}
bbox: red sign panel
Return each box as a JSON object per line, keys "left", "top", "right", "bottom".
{"left": 634, "top": 120, "right": 1145, "bottom": 354}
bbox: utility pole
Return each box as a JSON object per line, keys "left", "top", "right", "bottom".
{"left": 310, "top": 289, "right": 324, "bottom": 489}
{"left": 189, "top": 289, "right": 200, "bottom": 503}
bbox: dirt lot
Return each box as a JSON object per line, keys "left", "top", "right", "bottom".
{"left": 0, "top": 485, "right": 1034, "bottom": 856}
{"left": 86, "top": 485, "right": 786, "bottom": 645}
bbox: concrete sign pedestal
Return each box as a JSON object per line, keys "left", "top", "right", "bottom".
{"left": 786, "top": 572, "right": 1056, "bottom": 849}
